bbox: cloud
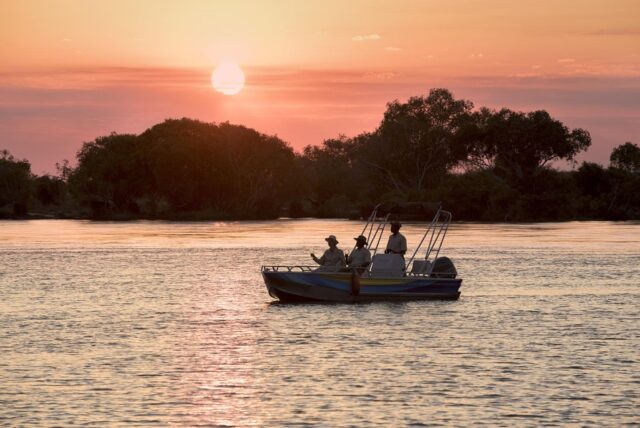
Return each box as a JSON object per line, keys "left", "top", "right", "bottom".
{"left": 384, "top": 46, "right": 402, "bottom": 52}
{"left": 557, "top": 58, "right": 576, "bottom": 63}
{"left": 0, "top": 66, "right": 207, "bottom": 90}
{"left": 2, "top": 65, "right": 639, "bottom": 172}
{"left": 364, "top": 71, "right": 398, "bottom": 80}
{"left": 469, "top": 53, "right": 484, "bottom": 59}
{"left": 583, "top": 28, "right": 640, "bottom": 36}
{"left": 352, "top": 34, "right": 381, "bottom": 42}
{"left": 509, "top": 72, "right": 543, "bottom": 78}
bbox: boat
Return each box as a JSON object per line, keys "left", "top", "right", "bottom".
{"left": 261, "top": 206, "right": 462, "bottom": 303}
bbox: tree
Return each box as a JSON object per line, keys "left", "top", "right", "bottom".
{"left": 34, "top": 175, "right": 66, "bottom": 206}
{"left": 302, "top": 137, "right": 353, "bottom": 198}
{"left": 438, "top": 169, "right": 514, "bottom": 221}
{"left": 610, "top": 142, "right": 640, "bottom": 173}
{"left": 359, "top": 88, "right": 474, "bottom": 197}
{"left": 67, "top": 119, "right": 297, "bottom": 219}
{"left": 455, "top": 109, "right": 591, "bottom": 185}
{"left": 0, "top": 150, "right": 33, "bottom": 216}
{"left": 68, "top": 133, "right": 146, "bottom": 217}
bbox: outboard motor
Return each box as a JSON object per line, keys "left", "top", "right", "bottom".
{"left": 431, "top": 256, "right": 457, "bottom": 278}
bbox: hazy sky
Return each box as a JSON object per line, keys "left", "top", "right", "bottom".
{"left": 1, "top": 0, "right": 639, "bottom": 173}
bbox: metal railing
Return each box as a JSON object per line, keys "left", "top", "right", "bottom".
{"left": 264, "top": 205, "right": 453, "bottom": 278}
{"left": 350, "top": 204, "right": 389, "bottom": 256}
{"left": 404, "top": 208, "right": 452, "bottom": 274}
{"left": 262, "top": 265, "right": 316, "bottom": 272}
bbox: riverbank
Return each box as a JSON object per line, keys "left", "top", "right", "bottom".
{"left": 3, "top": 210, "right": 639, "bottom": 223}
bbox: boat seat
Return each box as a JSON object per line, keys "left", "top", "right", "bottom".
{"left": 370, "top": 254, "right": 405, "bottom": 278}
{"left": 410, "top": 259, "right": 432, "bottom": 275}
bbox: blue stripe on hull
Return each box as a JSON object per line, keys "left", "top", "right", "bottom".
{"left": 263, "top": 271, "right": 461, "bottom": 303}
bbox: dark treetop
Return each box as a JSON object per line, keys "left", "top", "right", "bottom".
{"left": 1, "top": 89, "right": 639, "bottom": 221}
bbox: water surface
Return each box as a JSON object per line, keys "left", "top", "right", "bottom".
{"left": 1, "top": 220, "right": 638, "bottom": 426}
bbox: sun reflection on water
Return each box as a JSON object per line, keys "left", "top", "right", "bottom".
{"left": 0, "top": 219, "right": 638, "bottom": 425}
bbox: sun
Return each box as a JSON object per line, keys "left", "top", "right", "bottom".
{"left": 211, "top": 61, "right": 245, "bottom": 95}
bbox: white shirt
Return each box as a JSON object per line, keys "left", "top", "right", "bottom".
{"left": 315, "top": 247, "right": 346, "bottom": 267}
{"left": 386, "top": 233, "right": 407, "bottom": 255}
{"left": 348, "top": 247, "right": 371, "bottom": 268}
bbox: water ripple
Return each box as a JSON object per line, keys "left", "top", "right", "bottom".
{"left": 0, "top": 220, "right": 638, "bottom": 426}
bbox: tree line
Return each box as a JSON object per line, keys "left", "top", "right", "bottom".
{"left": 1, "top": 88, "right": 639, "bottom": 221}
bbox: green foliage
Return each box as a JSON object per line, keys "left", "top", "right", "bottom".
{"left": 573, "top": 158, "right": 640, "bottom": 220}
{"left": 509, "top": 169, "right": 579, "bottom": 221}
{"left": 438, "top": 170, "right": 514, "bottom": 221}
{"left": 360, "top": 88, "right": 474, "bottom": 195}
{"left": 298, "top": 89, "right": 607, "bottom": 221}
{"left": 455, "top": 108, "right": 591, "bottom": 187}
{"left": 610, "top": 142, "right": 640, "bottom": 173}
{"left": 5, "top": 89, "right": 638, "bottom": 221}
{"left": 0, "top": 150, "right": 33, "bottom": 216}
{"left": 301, "top": 136, "right": 363, "bottom": 213}
{"left": 67, "top": 119, "right": 296, "bottom": 219}
{"left": 68, "top": 133, "right": 144, "bottom": 216}
{"left": 34, "top": 175, "right": 66, "bottom": 206}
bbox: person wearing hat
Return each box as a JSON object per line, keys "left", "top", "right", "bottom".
{"left": 346, "top": 235, "right": 372, "bottom": 272}
{"left": 311, "top": 235, "right": 346, "bottom": 271}
{"left": 385, "top": 221, "right": 407, "bottom": 257}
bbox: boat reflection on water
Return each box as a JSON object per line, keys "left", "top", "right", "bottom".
{"left": 262, "top": 207, "right": 462, "bottom": 303}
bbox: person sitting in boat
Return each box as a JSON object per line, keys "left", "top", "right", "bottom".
{"left": 311, "top": 235, "right": 346, "bottom": 271}
{"left": 346, "top": 235, "right": 372, "bottom": 273}
{"left": 385, "top": 221, "right": 407, "bottom": 257}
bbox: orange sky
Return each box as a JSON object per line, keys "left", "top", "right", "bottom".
{"left": 1, "top": 0, "right": 639, "bottom": 173}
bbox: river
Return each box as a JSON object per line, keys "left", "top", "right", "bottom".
{"left": 1, "top": 219, "right": 638, "bottom": 426}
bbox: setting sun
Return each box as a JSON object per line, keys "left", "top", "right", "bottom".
{"left": 211, "top": 61, "right": 245, "bottom": 95}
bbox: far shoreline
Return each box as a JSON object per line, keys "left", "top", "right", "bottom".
{"left": 2, "top": 213, "right": 638, "bottom": 224}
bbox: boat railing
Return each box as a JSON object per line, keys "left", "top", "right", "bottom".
{"left": 351, "top": 203, "right": 390, "bottom": 257}
{"left": 404, "top": 208, "right": 452, "bottom": 275}
{"left": 262, "top": 265, "right": 450, "bottom": 278}
{"left": 264, "top": 205, "right": 454, "bottom": 278}
{"left": 262, "top": 265, "right": 317, "bottom": 273}
{"left": 348, "top": 204, "right": 453, "bottom": 277}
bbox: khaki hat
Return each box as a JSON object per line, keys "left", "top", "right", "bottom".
{"left": 325, "top": 235, "right": 338, "bottom": 243}
{"left": 354, "top": 235, "right": 367, "bottom": 244}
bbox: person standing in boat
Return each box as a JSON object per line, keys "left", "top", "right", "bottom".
{"left": 311, "top": 235, "right": 346, "bottom": 271}
{"left": 385, "top": 221, "right": 407, "bottom": 257}
{"left": 346, "top": 235, "right": 372, "bottom": 273}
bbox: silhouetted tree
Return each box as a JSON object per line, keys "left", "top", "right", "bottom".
{"left": 455, "top": 109, "right": 591, "bottom": 187}
{"left": 0, "top": 150, "right": 33, "bottom": 216}
{"left": 604, "top": 142, "right": 640, "bottom": 219}
{"left": 68, "top": 119, "right": 296, "bottom": 219}
{"left": 34, "top": 175, "right": 66, "bottom": 206}
{"left": 68, "top": 133, "right": 146, "bottom": 217}
{"left": 359, "top": 88, "right": 473, "bottom": 197}
{"left": 438, "top": 169, "right": 514, "bottom": 221}
{"left": 5, "top": 89, "right": 638, "bottom": 222}
{"left": 300, "top": 136, "right": 366, "bottom": 216}
{"left": 610, "top": 142, "right": 640, "bottom": 174}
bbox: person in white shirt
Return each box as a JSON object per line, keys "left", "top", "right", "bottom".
{"left": 385, "top": 221, "right": 407, "bottom": 257}
{"left": 311, "top": 235, "right": 346, "bottom": 271}
{"left": 346, "top": 235, "right": 372, "bottom": 272}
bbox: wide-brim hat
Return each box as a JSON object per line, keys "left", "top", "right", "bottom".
{"left": 325, "top": 235, "right": 338, "bottom": 243}
{"left": 354, "top": 235, "right": 367, "bottom": 244}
